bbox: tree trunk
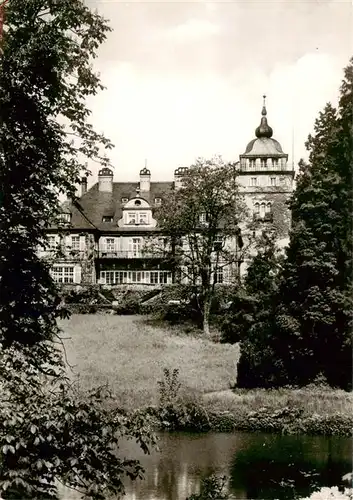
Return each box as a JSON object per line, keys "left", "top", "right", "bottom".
{"left": 203, "top": 295, "right": 211, "bottom": 336}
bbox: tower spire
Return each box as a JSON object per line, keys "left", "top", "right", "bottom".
{"left": 255, "top": 94, "right": 273, "bottom": 138}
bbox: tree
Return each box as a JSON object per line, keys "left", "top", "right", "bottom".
{"left": 0, "top": 1, "right": 155, "bottom": 497}
{"left": 152, "top": 156, "right": 248, "bottom": 335}
{"left": 236, "top": 59, "right": 353, "bottom": 389}
{"left": 222, "top": 232, "right": 285, "bottom": 388}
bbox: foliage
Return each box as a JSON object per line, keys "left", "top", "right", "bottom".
{"left": 0, "top": 0, "right": 156, "bottom": 497}
{"left": 157, "top": 368, "right": 211, "bottom": 432}
{"left": 150, "top": 156, "right": 248, "bottom": 335}
{"left": 235, "top": 58, "right": 353, "bottom": 390}
{"left": 0, "top": 344, "right": 157, "bottom": 499}
{"left": 222, "top": 232, "right": 282, "bottom": 350}
{"left": 186, "top": 475, "right": 229, "bottom": 500}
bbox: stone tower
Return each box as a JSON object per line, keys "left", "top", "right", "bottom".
{"left": 237, "top": 96, "right": 295, "bottom": 250}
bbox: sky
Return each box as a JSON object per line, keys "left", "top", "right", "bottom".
{"left": 83, "top": 0, "right": 352, "bottom": 185}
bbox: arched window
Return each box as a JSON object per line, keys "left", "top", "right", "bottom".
{"left": 260, "top": 203, "right": 266, "bottom": 217}
{"left": 266, "top": 203, "right": 272, "bottom": 213}
{"left": 254, "top": 203, "right": 260, "bottom": 214}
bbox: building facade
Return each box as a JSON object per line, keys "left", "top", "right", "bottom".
{"left": 42, "top": 100, "right": 294, "bottom": 286}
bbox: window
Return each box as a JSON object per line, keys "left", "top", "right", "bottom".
{"left": 266, "top": 203, "right": 272, "bottom": 213}
{"left": 127, "top": 213, "right": 136, "bottom": 225}
{"left": 131, "top": 238, "right": 141, "bottom": 257}
{"left": 106, "top": 238, "right": 115, "bottom": 253}
{"left": 51, "top": 266, "right": 74, "bottom": 283}
{"left": 199, "top": 213, "right": 207, "bottom": 224}
{"left": 213, "top": 235, "right": 223, "bottom": 252}
{"left": 254, "top": 203, "right": 260, "bottom": 214}
{"left": 134, "top": 200, "right": 141, "bottom": 206}
{"left": 121, "top": 197, "right": 128, "bottom": 204}
{"left": 214, "top": 267, "right": 223, "bottom": 284}
{"left": 102, "top": 216, "right": 113, "bottom": 223}
{"left": 260, "top": 159, "right": 266, "bottom": 168}
{"left": 48, "top": 236, "right": 56, "bottom": 249}
{"left": 250, "top": 177, "right": 257, "bottom": 187}
{"left": 150, "top": 271, "right": 159, "bottom": 284}
{"left": 155, "top": 198, "right": 162, "bottom": 205}
{"left": 260, "top": 203, "right": 266, "bottom": 217}
{"left": 270, "top": 177, "right": 276, "bottom": 186}
{"left": 273, "top": 159, "right": 278, "bottom": 168}
{"left": 71, "top": 236, "right": 80, "bottom": 251}
{"left": 138, "top": 212, "right": 148, "bottom": 225}
{"left": 249, "top": 159, "right": 256, "bottom": 169}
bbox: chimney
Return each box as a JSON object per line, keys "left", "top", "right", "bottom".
{"left": 174, "top": 166, "right": 188, "bottom": 190}
{"left": 140, "top": 164, "right": 151, "bottom": 192}
{"left": 81, "top": 176, "right": 88, "bottom": 196}
{"left": 98, "top": 167, "right": 113, "bottom": 193}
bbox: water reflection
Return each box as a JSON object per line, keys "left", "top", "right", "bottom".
{"left": 119, "top": 432, "right": 352, "bottom": 500}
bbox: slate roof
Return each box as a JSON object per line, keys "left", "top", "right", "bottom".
{"left": 59, "top": 181, "right": 173, "bottom": 233}
{"left": 242, "top": 137, "right": 286, "bottom": 157}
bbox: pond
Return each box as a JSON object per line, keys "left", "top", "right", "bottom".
{"left": 118, "top": 431, "right": 352, "bottom": 500}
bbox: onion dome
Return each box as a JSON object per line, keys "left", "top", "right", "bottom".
{"left": 255, "top": 96, "right": 273, "bottom": 138}
{"left": 242, "top": 96, "right": 285, "bottom": 157}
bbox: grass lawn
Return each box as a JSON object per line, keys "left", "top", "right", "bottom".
{"left": 59, "top": 314, "right": 352, "bottom": 426}
{"left": 59, "top": 314, "right": 240, "bottom": 409}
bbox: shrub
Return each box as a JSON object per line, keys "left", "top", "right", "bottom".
{"left": 157, "top": 368, "right": 211, "bottom": 432}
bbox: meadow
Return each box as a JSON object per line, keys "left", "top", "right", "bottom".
{"left": 59, "top": 314, "right": 240, "bottom": 409}
{"left": 59, "top": 314, "right": 353, "bottom": 429}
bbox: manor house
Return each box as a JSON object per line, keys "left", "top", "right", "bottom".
{"left": 42, "top": 100, "right": 294, "bottom": 286}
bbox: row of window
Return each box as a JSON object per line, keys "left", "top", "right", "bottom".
{"left": 51, "top": 266, "right": 74, "bottom": 283}
{"left": 254, "top": 202, "right": 272, "bottom": 215}
{"left": 250, "top": 177, "right": 278, "bottom": 187}
{"left": 247, "top": 159, "right": 280, "bottom": 169}
{"left": 100, "top": 270, "right": 172, "bottom": 285}
{"left": 49, "top": 266, "right": 235, "bottom": 285}
{"left": 102, "top": 237, "right": 142, "bottom": 256}
{"left": 48, "top": 235, "right": 82, "bottom": 250}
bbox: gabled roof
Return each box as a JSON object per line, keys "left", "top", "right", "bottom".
{"left": 68, "top": 181, "right": 173, "bottom": 232}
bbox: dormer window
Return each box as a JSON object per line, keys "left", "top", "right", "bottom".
{"left": 134, "top": 200, "right": 141, "bottom": 206}
{"left": 121, "top": 197, "right": 128, "bottom": 204}
{"left": 126, "top": 211, "right": 149, "bottom": 225}
{"left": 59, "top": 213, "right": 71, "bottom": 223}
{"left": 102, "top": 216, "right": 113, "bottom": 223}
{"left": 155, "top": 198, "right": 162, "bottom": 205}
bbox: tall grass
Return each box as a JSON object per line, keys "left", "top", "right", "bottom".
{"left": 203, "top": 387, "right": 353, "bottom": 417}
{"left": 59, "top": 314, "right": 240, "bottom": 409}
